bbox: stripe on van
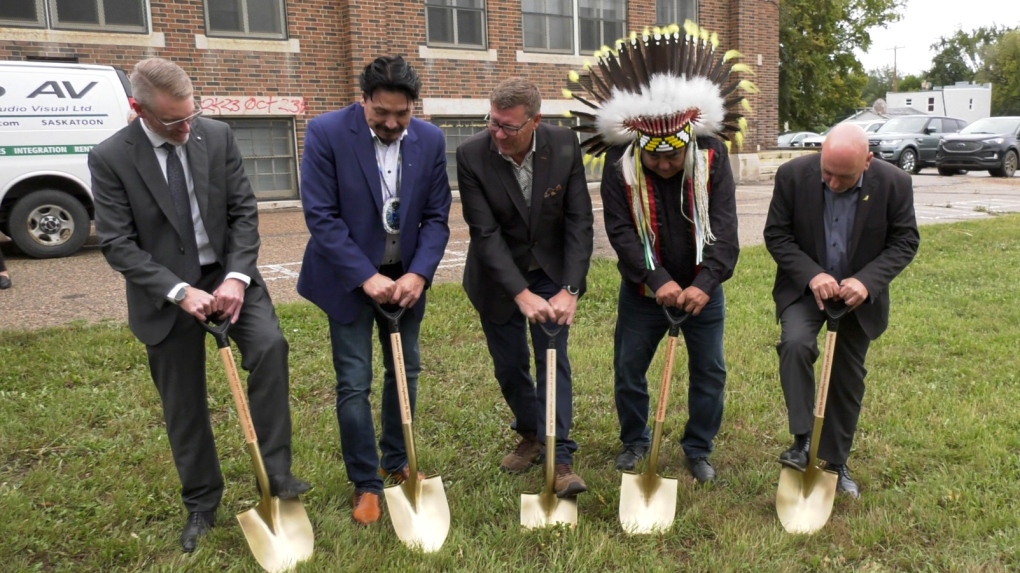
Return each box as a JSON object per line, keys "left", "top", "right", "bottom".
{"left": 0, "top": 145, "right": 95, "bottom": 156}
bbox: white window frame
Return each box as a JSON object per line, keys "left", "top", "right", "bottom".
{"left": 204, "top": 0, "right": 287, "bottom": 40}
{"left": 425, "top": 0, "right": 487, "bottom": 49}
{"left": 1, "top": 0, "right": 148, "bottom": 33}
{"left": 655, "top": 0, "right": 697, "bottom": 27}
{"left": 522, "top": 0, "right": 627, "bottom": 56}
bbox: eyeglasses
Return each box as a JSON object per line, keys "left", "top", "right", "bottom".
{"left": 149, "top": 108, "right": 203, "bottom": 128}
{"left": 485, "top": 114, "right": 533, "bottom": 136}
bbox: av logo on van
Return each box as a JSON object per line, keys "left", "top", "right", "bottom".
{"left": 28, "top": 81, "right": 98, "bottom": 99}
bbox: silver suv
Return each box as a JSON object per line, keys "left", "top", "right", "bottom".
{"left": 868, "top": 115, "right": 967, "bottom": 173}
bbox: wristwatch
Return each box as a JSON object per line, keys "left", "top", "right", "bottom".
{"left": 173, "top": 286, "right": 188, "bottom": 305}
{"left": 562, "top": 284, "right": 580, "bottom": 296}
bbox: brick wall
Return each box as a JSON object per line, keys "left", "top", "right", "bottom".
{"left": 1, "top": 0, "right": 779, "bottom": 182}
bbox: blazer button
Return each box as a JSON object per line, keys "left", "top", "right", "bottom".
{"left": 179, "top": 246, "right": 185, "bottom": 253}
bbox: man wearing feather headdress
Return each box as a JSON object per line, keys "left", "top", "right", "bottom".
{"left": 565, "top": 22, "right": 754, "bottom": 483}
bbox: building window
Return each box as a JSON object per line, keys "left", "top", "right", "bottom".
{"left": 969, "top": 98, "right": 974, "bottom": 110}
{"left": 204, "top": 0, "right": 286, "bottom": 39}
{"left": 927, "top": 97, "right": 935, "bottom": 112}
{"left": 523, "top": 0, "right": 626, "bottom": 55}
{"left": 1, "top": 0, "right": 147, "bottom": 32}
{"left": 431, "top": 117, "right": 486, "bottom": 186}
{"left": 655, "top": 0, "right": 696, "bottom": 26}
{"left": 216, "top": 118, "right": 298, "bottom": 200}
{"left": 905, "top": 98, "right": 912, "bottom": 106}
{"left": 426, "top": 0, "right": 486, "bottom": 48}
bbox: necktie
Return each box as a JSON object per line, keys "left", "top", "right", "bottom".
{"left": 161, "top": 143, "right": 201, "bottom": 284}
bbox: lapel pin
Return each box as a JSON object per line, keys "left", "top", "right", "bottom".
{"left": 863, "top": 195, "right": 869, "bottom": 201}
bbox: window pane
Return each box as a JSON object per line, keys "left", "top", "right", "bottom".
{"left": 579, "top": 18, "right": 598, "bottom": 52}
{"left": 523, "top": 0, "right": 571, "bottom": 16}
{"left": 209, "top": 0, "right": 243, "bottom": 31}
{"left": 657, "top": 0, "right": 696, "bottom": 25}
{"left": 457, "top": 10, "right": 484, "bottom": 46}
{"left": 104, "top": 0, "right": 144, "bottom": 27}
{"left": 0, "top": 0, "right": 41, "bottom": 22}
{"left": 548, "top": 15, "right": 572, "bottom": 50}
{"left": 427, "top": 6, "right": 454, "bottom": 43}
{"left": 425, "top": 0, "right": 456, "bottom": 5}
{"left": 456, "top": 0, "right": 483, "bottom": 7}
{"left": 247, "top": 0, "right": 282, "bottom": 34}
{"left": 55, "top": 0, "right": 99, "bottom": 24}
{"left": 219, "top": 118, "right": 296, "bottom": 200}
{"left": 523, "top": 14, "right": 547, "bottom": 49}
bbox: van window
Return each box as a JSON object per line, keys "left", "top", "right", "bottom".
{"left": 1, "top": 0, "right": 148, "bottom": 33}
{"left": 215, "top": 117, "right": 298, "bottom": 200}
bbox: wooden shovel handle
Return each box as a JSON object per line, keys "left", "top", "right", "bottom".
{"left": 815, "top": 331, "right": 837, "bottom": 418}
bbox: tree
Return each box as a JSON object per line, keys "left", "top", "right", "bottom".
{"left": 861, "top": 66, "right": 894, "bottom": 106}
{"left": 977, "top": 29, "right": 1020, "bottom": 116}
{"left": 779, "top": 0, "right": 904, "bottom": 132}
{"left": 924, "top": 25, "right": 1011, "bottom": 87}
{"left": 898, "top": 74, "right": 922, "bottom": 92}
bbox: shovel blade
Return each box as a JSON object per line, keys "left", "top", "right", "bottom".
{"left": 384, "top": 475, "right": 451, "bottom": 552}
{"left": 520, "top": 491, "right": 577, "bottom": 529}
{"left": 236, "top": 498, "right": 314, "bottom": 573}
{"left": 776, "top": 466, "right": 839, "bottom": 534}
{"left": 619, "top": 472, "right": 678, "bottom": 534}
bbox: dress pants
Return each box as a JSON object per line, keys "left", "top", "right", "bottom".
{"left": 777, "top": 295, "right": 871, "bottom": 465}
{"left": 147, "top": 265, "right": 292, "bottom": 513}
{"left": 479, "top": 269, "right": 577, "bottom": 464}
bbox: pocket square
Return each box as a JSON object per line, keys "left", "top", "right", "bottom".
{"left": 544, "top": 184, "right": 563, "bottom": 198}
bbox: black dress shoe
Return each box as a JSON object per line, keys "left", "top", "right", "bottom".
{"left": 267, "top": 474, "right": 311, "bottom": 500}
{"left": 180, "top": 511, "right": 214, "bottom": 553}
{"left": 614, "top": 444, "right": 649, "bottom": 471}
{"left": 778, "top": 434, "right": 811, "bottom": 471}
{"left": 686, "top": 457, "right": 716, "bottom": 483}
{"left": 830, "top": 464, "right": 860, "bottom": 499}
{"left": 0, "top": 275, "right": 11, "bottom": 290}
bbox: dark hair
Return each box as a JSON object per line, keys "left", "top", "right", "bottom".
{"left": 359, "top": 55, "right": 421, "bottom": 101}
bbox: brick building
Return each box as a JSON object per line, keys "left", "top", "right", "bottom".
{"left": 1, "top": 0, "right": 778, "bottom": 200}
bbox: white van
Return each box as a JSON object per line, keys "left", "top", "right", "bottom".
{"left": 0, "top": 61, "right": 132, "bottom": 258}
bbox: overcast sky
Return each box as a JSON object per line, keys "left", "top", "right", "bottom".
{"left": 856, "top": 0, "right": 1020, "bottom": 77}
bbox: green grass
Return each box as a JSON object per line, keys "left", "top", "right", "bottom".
{"left": 3, "top": 215, "right": 1020, "bottom": 572}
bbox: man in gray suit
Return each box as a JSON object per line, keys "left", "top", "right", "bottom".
{"left": 89, "top": 58, "right": 308, "bottom": 553}
{"left": 765, "top": 123, "right": 919, "bottom": 499}
{"left": 458, "top": 77, "right": 594, "bottom": 497}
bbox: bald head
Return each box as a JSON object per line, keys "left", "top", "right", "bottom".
{"left": 820, "top": 123, "right": 873, "bottom": 193}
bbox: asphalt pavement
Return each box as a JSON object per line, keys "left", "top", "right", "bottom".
{"left": 1, "top": 171, "right": 1018, "bottom": 332}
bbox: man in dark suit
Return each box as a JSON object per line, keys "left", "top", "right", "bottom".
{"left": 297, "top": 56, "right": 451, "bottom": 525}
{"left": 764, "top": 123, "right": 920, "bottom": 499}
{"left": 89, "top": 58, "right": 307, "bottom": 553}
{"left": 458, "top": 77, "right": 594, "bottom": 497}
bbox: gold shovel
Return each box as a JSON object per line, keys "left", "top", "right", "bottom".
{"left": 521, "top": 323, "right": 578, "bottom": 529}
{"left": 375, "top": 303, "right": 450, "bottom": 553}
{"left": 201, "top": 319, "right": 314, "bottom": 572}
{"left": 619, "top": 306, "right": 689, "bottom": 534}
{"left": 775, "top": 305, "right": 848, "bottom": 534}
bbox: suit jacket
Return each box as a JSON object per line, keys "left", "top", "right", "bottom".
{"left": 763, "top": 154, "right": 920, "bottom": 340}
{"left": 296, "top": 103, "right": 452, "bottom": 324}
{"left": 458, "top": 122, "right": 594, "bottom": 323}
{"left": 89, "top": 117, "right": 263, "bottom": 346}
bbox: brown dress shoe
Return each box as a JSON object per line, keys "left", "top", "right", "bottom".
{"left": 351, "top": 491, "right": 381, "bottom": 525}
{"left": 379, "top": 465, "right": 425, "bottom": 485}
{"left": 500, "top": 434, "right": 542, "bottom": 473}
{"left": 553, "top": 463, "right": 588, "bottom": 498}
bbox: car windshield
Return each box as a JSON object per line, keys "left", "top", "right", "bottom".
{"left": 778, "top": 133, "right": 796, "bottom": 145}
{"left": 959, "top": 117, "right": 1020, "bottom": 135}
{"left": 877, "top": 117, "right": 929, "bottom": 133}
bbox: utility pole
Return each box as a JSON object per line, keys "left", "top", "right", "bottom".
{"left": 888, "top": 46, "right": 905, "bottom": 92}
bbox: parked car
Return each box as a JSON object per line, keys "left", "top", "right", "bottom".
{"left": 802, "top": 119, "right": 886, "bottom": 148}
{"left": 0, "top": 60, "right": 133, "bottom": 258}
{"left": 777, "top": 131, "right": 818, "bottom": 147}
{"left": 868, "top": 115, "right": 967, "bottom": 173}
{"left": 935, "top": 116, "right": 1020, "bottom": 178}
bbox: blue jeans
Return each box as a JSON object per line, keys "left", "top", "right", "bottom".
{"left": 480, "top": 269, "right": 577, "bottom": 464}
{"left": 328, "top": 304, "right": 420, "bottom": 493}
{"left": 613, "top": 282, "right": 727, "bottom": 459}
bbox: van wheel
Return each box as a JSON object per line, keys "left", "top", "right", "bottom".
{"left": 9, "top": 190, "right": 90, "bottom": 258}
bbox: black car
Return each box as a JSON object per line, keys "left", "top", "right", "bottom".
{"left": 935, "top": 116, "right": 1020, "bottom": 178}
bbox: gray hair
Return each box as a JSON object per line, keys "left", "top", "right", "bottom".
{"left": 490, "top": 77, "right": 541, "bottom": 117}
{"left": 130, "top": 58, "right": 193, "bottom": 107}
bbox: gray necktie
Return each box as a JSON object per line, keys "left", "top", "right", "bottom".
{"left": 161, "top": 143, "right": 201, "bottom": 283}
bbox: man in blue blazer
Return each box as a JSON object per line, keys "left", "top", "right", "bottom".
{"left": 297, "top": 55, "right": 451, "bottom": 525}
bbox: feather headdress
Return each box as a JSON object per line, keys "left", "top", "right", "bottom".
{"left": 563, "top": 21, "right": 756, "bottom": 268}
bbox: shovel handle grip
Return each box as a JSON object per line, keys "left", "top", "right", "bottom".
{"left": 198, "top": 316, "right": 231, "bottom": 349}
{"left": 662, "top": 305, "right": 690, "bottom": 337}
